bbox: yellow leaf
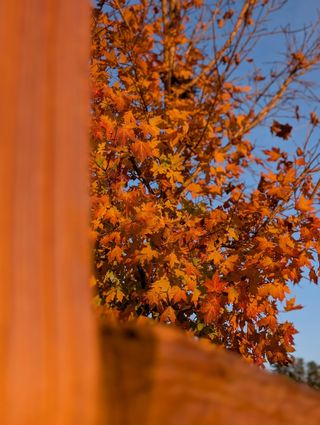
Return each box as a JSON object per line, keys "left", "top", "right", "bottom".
{"left": 207, "top": 249, "right": 223, "bottom": 265}
{"left": 138, "top": 244, "right": 159, "bottom": 263}
{"left": 105, "top": 287, "right": 124, "bottom": 303}
{"left": 228, "top": 228, "right": 238, "bottom": 241}
{"left": 105, "top": 207, "right": 121, "bottom": 226}
{"left": 228, "top": 287, "right": 238, "bottom": 304}
{"left": 191, "top": 288, "right": 201, "bottom": 305}
{"left": 116, "top": 288, "right": 124, "bottom": 302}
{"left": 166, "top": 252, "right": 178, "bottom": 268}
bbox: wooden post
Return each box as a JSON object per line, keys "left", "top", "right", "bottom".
{"left": 0, "top": 2, "right": 99, "bottom": 423}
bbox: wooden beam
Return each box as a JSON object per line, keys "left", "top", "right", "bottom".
{"left": 102, "top": 323, "right": 320, "bottom": 425}
{"left": 0, "top": 2, "right": 100, "bottom": 423}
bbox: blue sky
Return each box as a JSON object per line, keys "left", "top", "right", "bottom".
{"left": 252, "top": 0, "right": 320, "bottom": 363}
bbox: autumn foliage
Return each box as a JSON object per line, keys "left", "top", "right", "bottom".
{"left": 90, "top": 0, "right": 320, "bottom": 365}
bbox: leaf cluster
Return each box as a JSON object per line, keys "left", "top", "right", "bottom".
{"left": 90, "top": 0, "right": 320, "bottom": 365}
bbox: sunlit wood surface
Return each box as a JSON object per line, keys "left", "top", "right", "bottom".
{"left": 0, "top": 2, "right": 99, "bottom": 423}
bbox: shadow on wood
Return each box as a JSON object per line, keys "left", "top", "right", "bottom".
{"left": 101, "top": 322, "right": 320, "bottom": 425}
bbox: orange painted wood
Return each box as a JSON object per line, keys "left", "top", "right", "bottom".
{"left": 0, "top": 2, "right": 100, "bottom": 424}
{"left": 102, "top": 323, "right": 320, "bottom": 425}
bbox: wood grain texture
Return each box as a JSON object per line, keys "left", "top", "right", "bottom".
{"left": 0, "top": 2, "right": 100, "bottom": 423}
{"left": 101, "top": 323, "right": 320, "bottom": 425}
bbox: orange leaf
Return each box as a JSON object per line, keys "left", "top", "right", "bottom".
{"left": 284, "top": 297, "right": 303, "bottom": 312}
{"left": 166, "top": 252, "right": 178, "bottom": 268}
{"left": 169, "top": 286, "right": 187, "bottom": 303}
{"left": 207, "top": 249, "right": 223, "bottom": 265}
{"left": 138, "top": 244, "right": 159, "bottom": 263}
{"left": 295, "top": 157, "right": 306, "bottom": 166}
{"left": 296, "top": 195, "right": 313, "bottom": 213}
{"left": 140, "top": 121, "right": 160, "bottom": 137}
{"left": 214, "top": 150, "right": 225, "bottom": 163}
{"left": 256, "top": 236, "right": 273, "bottom": 250}
{"left": 201, "top": 296, "right": 221, "bottom": 324}
{"left": 191, "top": 288, "right": 201, "bottom": 305}
{"left": 160, "top": 306, "right": 176, "bottom": 323}
{"left": 107, "top": 246, "right": 123, "bottom": 262}
{"left": 105, "top": 287, "right": 125, "bottom": 303}
{"left": 279, "top": 234, "right": 295, "bottom": 254}
{"left": 221, "top": 254, "right": 239, "bottom": 273}
{"left": 263, "top": 148, "right": 282, "bottom": 162}
{"left": 187, "top": 182, "right": 202, "bottom": 197}
{"left": 228, "top": 287, "right": 238, "bottom": 304}
{"left": 123, "top": 110, "right": 136, "bottom": 128}
{"left": 204, "top": 274, "right": 226, "bottom": 293}
{"left": 131, "top": 140, "right": 153, "bottom": 161}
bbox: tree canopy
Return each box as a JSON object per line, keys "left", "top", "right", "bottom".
{"left": 90, "top": 0, "right": 320, "bottom": 365}
{"left": 273, "top": 357, "right": 320, "bottom": 391}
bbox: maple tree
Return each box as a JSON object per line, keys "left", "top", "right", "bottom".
{"left": 90, "top": 0, "right": 320, "bottom": 365}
